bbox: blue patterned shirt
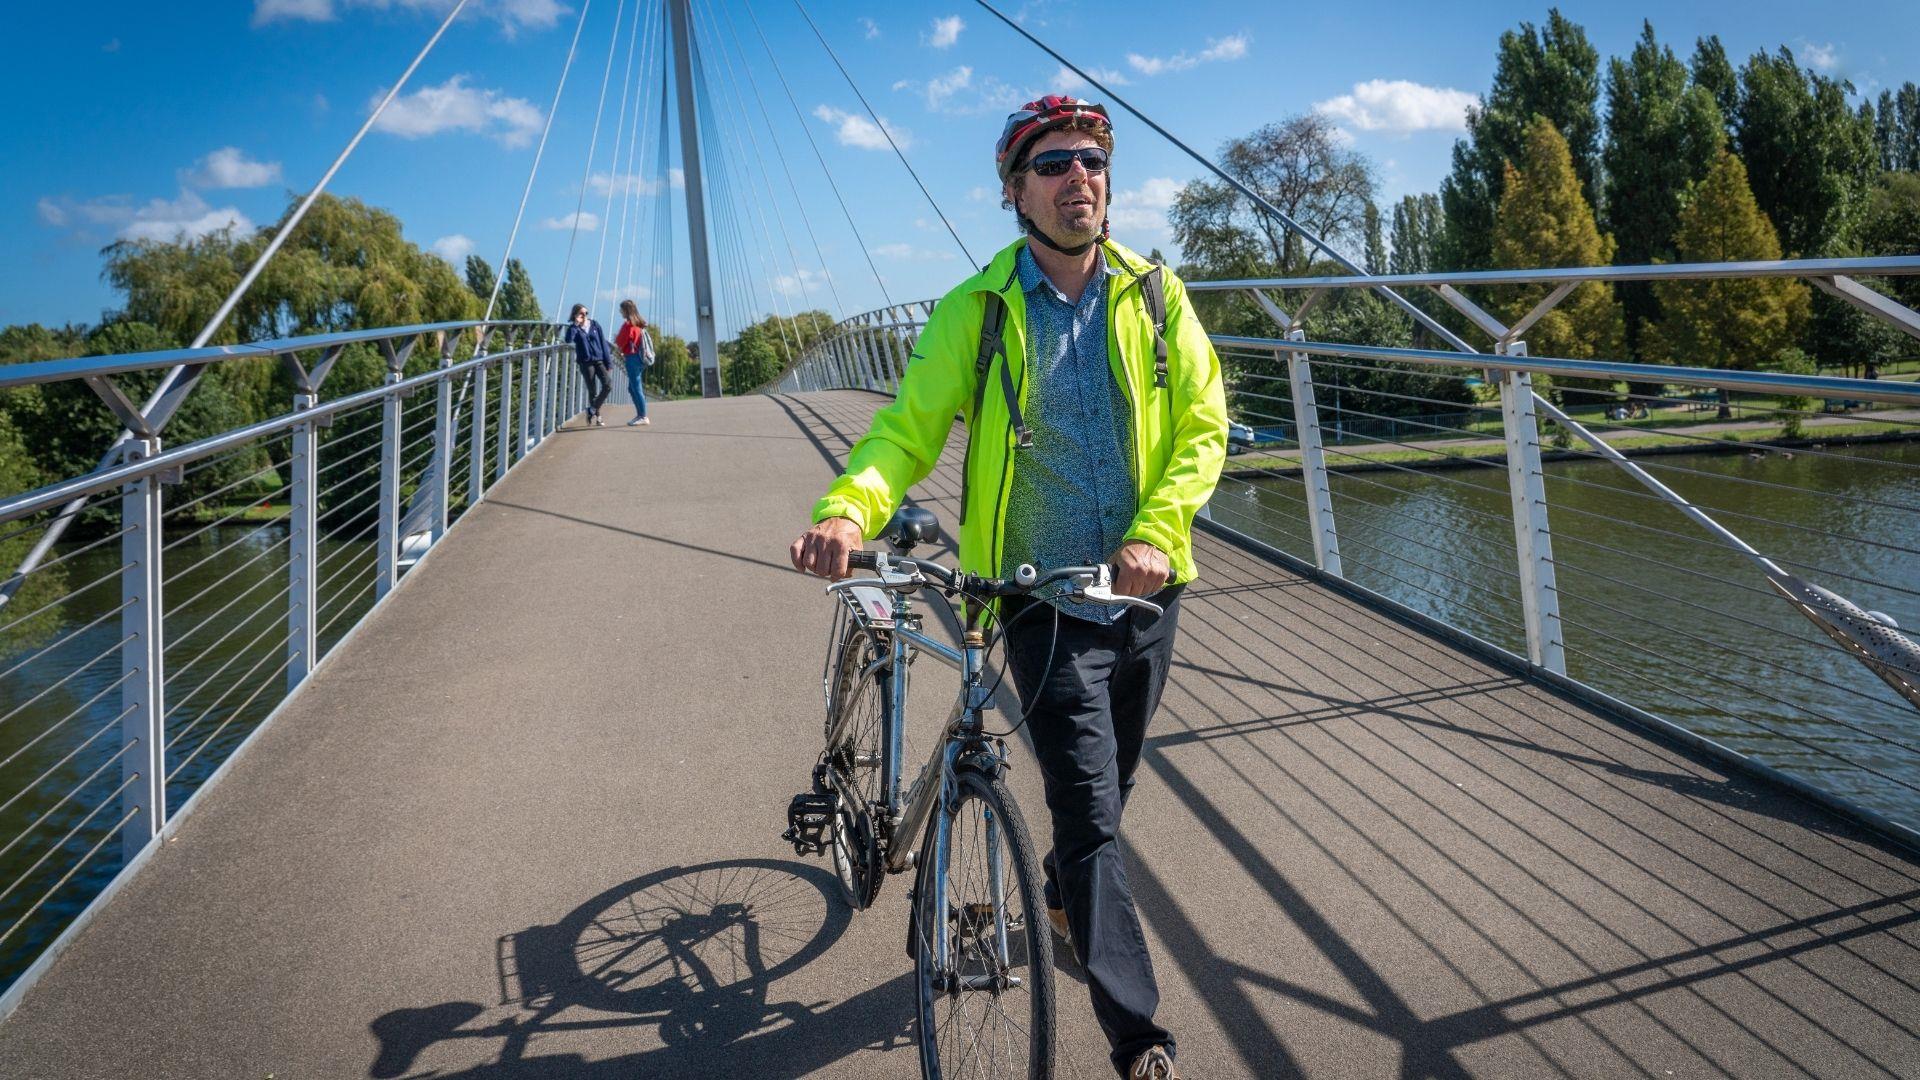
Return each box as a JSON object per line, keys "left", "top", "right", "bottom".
{"left": 1001, "top": 246, "right": 1136, "bottom": 624}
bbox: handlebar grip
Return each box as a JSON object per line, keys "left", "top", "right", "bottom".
{"left": 847, "top": 550, "right": 879, "bottom": 571}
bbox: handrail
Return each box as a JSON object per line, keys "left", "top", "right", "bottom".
{"left": 0, "top": 321, "right": 558, "bottom": 392}
{"left": 0, "top": 340, "right": 558, "bottom": 526}
{"left": 1211, "top": 335, "right": 1920, "bottom": 407}
{"left": 1186, "top": 255, "right": 1920, "bottom": 292}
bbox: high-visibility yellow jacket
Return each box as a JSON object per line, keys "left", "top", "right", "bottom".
{"left": 812, "top": 236, "right": 1228, "bottom": 584}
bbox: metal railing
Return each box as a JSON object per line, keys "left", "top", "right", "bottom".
{"left": 781, "top": 255, "right": 1920, "bottom": 841}
{"left": 0, "top": 319, "right": 587, "bottom": 1003}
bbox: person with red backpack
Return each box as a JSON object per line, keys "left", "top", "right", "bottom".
{"left": 790, "top": 96, "right": 1225, "bottom": 1080}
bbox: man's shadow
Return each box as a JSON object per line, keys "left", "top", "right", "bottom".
{"left": 368, "top": 858, "right": 915, "bottom": 1078}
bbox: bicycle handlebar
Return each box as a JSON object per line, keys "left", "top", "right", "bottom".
{"left": 839, "top": 551, "right": 1163, "bottom": 616}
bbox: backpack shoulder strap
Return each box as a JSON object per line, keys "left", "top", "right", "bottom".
{"left": 960, "top": 289, "right": 1024, "bottom": 527}
{"left": 1140, "top": 259, "right": 1169, "bottom": 389}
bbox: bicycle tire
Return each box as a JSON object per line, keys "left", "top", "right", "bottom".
{"left": 912, "top": 767, "right": 1057, "bottom": 1080}
{"left": 826, "top": 626, "right": 891, "bottom": 909}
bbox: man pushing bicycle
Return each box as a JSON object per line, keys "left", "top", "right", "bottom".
{"left": 790, "top": 96, "right": 1226, "bottom": 1079}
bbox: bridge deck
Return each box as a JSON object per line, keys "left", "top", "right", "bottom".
{"left": 2, "top": 391, "right": 1915, "bottom": 1079}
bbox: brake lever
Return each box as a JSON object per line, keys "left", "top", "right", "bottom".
{"left": 1081, "top": 582, "right": 1165, "bottom": 617}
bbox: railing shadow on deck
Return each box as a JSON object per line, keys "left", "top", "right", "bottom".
{"left": 366, "top": 858, "right": 915, "bottom": 1079}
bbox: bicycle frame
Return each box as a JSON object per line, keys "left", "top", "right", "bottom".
{"left": 825, "top": 578, "right": 1002, "bottom": 877}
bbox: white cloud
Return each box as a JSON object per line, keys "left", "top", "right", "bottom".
{"left": 432, "top": 234, "right": 475, "bottom": 262}
{"left": 1052, "top": 64, "right": 1128, "bottom": 94}
{"left": 924, "top": 15, "right": 963, "bottom": 49}
{"left": 1801, "top": 41, "right": 1840, "bottom": 71}
{"left": 860, "top": 17, "right": 879, "bottom": 39}
{"left": 39, "top": 191, "right": 254, "bottom": 243}
{"left": 595, "top": 282, "right": 654, "bottom": 302}
{"left": 371, "top": 75, "right": 543, "bottom": 146}
{"left": 587, "top": 171, "right": 679, "bottom": 196}
{"left": 102, "top": 38, "right": 121, "bottom": 52}
{"left": 184, "top": 147, "right": 283, "bottom": 189}
{"left": 772, "top": 267, "right": 828, "bottom": 297}
{"left": 813, "top": 105, "right": 910, "bottom": 151}
{"left": 968, "top": 185, "right": 995, "bottom": 202}
{"left": 1313, "top": 79, "right": 1475, "bottom": 135}
{"left": 1107, "top": 177, "right": 1183, "bottom": 238}
{"left": 873, "top": 242, "right": 956, "bottom": 261}
{"left": 253, "top": 0, "right": 567, "bottom": 33}
{"left": 923, "top": 66, "right": 972, "bottom": 110}
{"left": 1128, "top": 34, "right": 1249, "bottom": 76}
{"left": 541, "top": 211, "right": 600, "bottom": 231}
{"left": 253, "top": 0, "right": 332, "bottom": 23}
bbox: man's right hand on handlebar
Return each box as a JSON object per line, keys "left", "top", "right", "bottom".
{"left": 791, "top": 516, "right": 863, "bottom": 580}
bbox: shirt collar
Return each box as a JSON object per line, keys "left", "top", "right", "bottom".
{"left": 1016, "top": 244, "right": 1119, "bottom": 303}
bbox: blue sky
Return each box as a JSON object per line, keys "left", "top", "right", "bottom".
{"left": 7, "top": 0, "right": 1918, "bottom": 340}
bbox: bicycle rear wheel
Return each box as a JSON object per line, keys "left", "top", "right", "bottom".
{"left": 912, "top": 767, "right": 1056, "bottom": 1079}
{"left": 826, "top": 626, "right": 891, "bottom": 909}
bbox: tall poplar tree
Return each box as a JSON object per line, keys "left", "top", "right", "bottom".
{"left": 1651, "top": 150, "right": 1810, "bottom": 413}
{"left": 1490, "top": 116, "right": 1623, "bottom": 401}
{"left": 1731, "top": 48, "right": 1878, "bottom": 257}
{"left": 1438, "top": 9, "right": 1601, "bottom": 271}
{"left": 1363, "top": 200, "right": 1387, "bottom": 275}
{"left": 1602, "top": 21, "right": 1724, "bottom": 358}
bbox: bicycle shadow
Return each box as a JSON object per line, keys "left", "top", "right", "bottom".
{"left": 367, "top": 858, "right": 915, "bottom": 1078}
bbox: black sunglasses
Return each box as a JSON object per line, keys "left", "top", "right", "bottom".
{"left": 1024, "top": 147, "right": 1110, "bottom": 177}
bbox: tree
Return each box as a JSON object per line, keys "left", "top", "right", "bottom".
{"left": 1439, "top": 9, "right": 1601, "bottom": 271}
{"left": 1730, "top": 48, "right": 1878, "bottom": 258}
{"left": 1874, "top": 84, "right": 1920, "bottom": 173}
{"left": 103, "top": 194, "right": 477, "bottom": 348}
{"left": 1651, "top": 150, "right": 1810, "bottom": 414}
{"left": 1861, "top": 171, "right": 1920, "bottom": 310}
{"left": 1169, "top": 113, "right": 1376, "bottom": 282}
{"left": 1388, "top": 194, "right": 1443, "bottom": 276}
{"left": 1491, "top": 116, "right": 1624, "bottom": 403}
{"left": 1602, "top": 21, "right": 1725, "bottom": 359}
{"left": 493, "top": 258, "right": 544, "bottom": 322}
{"left": 1363, "top": 200, "right": 1387, "bottom": 275}
{"left": 464, "top": 255, "right": 497, "bottom": 306}
{"left": 1689, "top": 36, "right": 1740, "bottom": 132}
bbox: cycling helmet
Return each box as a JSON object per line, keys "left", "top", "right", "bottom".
{"left": 995, "top": 95, "right": 1112, "bottom": 182}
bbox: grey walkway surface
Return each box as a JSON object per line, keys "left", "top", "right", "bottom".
{"left": 2, "top": 391, "right": 1917, "bottom": 1079}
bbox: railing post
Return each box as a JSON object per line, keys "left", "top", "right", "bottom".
{"left": 375, "top": 376, "right": 401, "bottom": 600}
{"left": 497, "top": 348, "right": 514, "bottom": 480}
{"left": 119, "top": 437, "right": 166, "bottom": 865}
{"left": 1286, "top": 332, "right": 1343, "bottom": 576}
{"left": 1497, "top": 342, "right": 1566, "bottom": 674}
{"left": 432, "top": 352, "right": 453, "bottom": 543}
{"left": 287, "top": 392, "right": 318, "bottom": 691}
{"left": 469, "top": 362, "right": 489, "bottom": 504}
{"left": 518, "top": 351, "right": 533, "bottom": 459}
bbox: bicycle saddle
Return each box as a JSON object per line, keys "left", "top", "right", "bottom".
{"left": 880, "top": 507, "right": 941, "bottom": 553}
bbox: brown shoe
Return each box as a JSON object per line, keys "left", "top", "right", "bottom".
{"left": 1045, "top": 904, "right": 1076, "bottom": 962}
{"left": 1128, "top": 1045, "right": 1181, "bottom": 1079}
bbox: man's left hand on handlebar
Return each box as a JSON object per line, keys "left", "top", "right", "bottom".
{"left": 1109, "top": 540, "right": 1169, "bottom": 598}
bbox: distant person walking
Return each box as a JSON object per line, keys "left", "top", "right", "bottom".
{"left": 565, "top": 302, "right": 614, "bottom": 427}
{"left": 615, "top": 299, "right": 654, "bottom": 427}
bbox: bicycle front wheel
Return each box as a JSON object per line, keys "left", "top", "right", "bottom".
{"left": 913, "top": 767, "right": 1056, "bottom": 1079}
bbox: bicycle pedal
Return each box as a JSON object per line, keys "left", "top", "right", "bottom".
{"left": 783, "top": 792, "right": 837, "bottom": 856}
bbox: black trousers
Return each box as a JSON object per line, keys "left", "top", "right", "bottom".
{"left": 579, "top": 361, "right": 612, "bottom": 414}
{"left": 1002, "top": 585, "right": 1182, "bottom": 1075}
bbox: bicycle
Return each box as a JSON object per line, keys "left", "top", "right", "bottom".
{"left": 783, "top": 507, "right": 1165, "bottom": 1079}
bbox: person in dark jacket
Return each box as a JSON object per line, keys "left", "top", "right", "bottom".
{"left": 564, "top": 302, "right": 614, "bottom": 426}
